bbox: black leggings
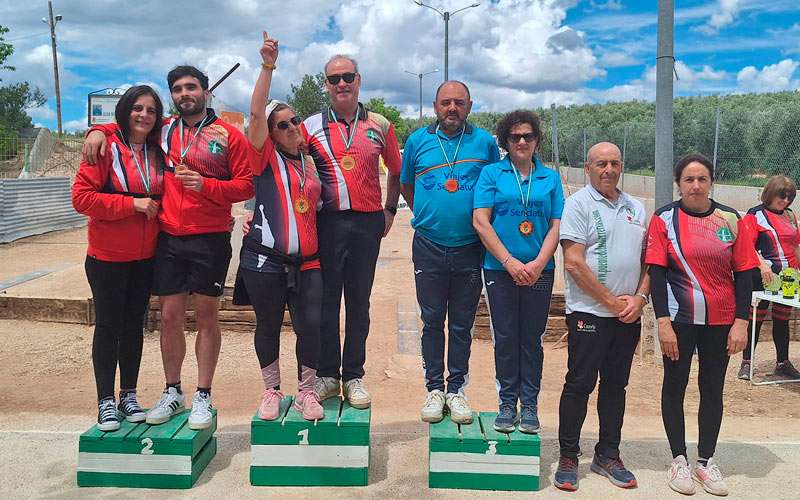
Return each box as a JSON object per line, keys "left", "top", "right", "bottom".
{"left": 85, "top": 256, "right": 154, "bottom": 402}
{"left": 661, "top": 322, "right": 730, "bottom": 460}
{"left": 744, "top": 301, "right": 791, "bottom": 362}
{"left": 241, "top": 267, "right": 321, "bottom": 379}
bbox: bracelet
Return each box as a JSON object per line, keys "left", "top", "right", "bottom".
{"left": 501, "top": 254, "right": 512, "bottom": 266}
{"left": 261, "top": 62, "right": 276, "bottom": 70}
{"left": 637, "top": 293, "right": 650, "bottom": 304}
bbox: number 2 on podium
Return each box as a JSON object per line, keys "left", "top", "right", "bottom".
{"left": 297, "top": 428, "right": 309, "bottom": 445}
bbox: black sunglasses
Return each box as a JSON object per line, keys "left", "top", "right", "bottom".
{"left": 778, "top": 190, "right": 795, "bottom": 200}
{"left": 508, "top": 133, "right": 537, "bottom": 144}
{"left": 326, "top": 72, "right": 357, "bottom": 85}
{"left": 276, "top": 116, "right": 301, "bottom": 130}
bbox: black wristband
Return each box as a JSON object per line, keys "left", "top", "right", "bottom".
{"left": 384, "top": 205, "right": 397, "bottom": 215}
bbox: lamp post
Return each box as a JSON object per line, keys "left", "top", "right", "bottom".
{"left": 404, "top": 69, "right": 439, "bottom": 119}
{"left": 413, "top": 1, "right": 480, "bottom": 81}
{"left": 42, "top": 1, "right": 63, "bottom": 135}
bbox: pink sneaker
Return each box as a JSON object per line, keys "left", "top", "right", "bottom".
{"left": 294, "top": 389, "right": 324, "bottom": 421}
{"left": 258, "top": 388, "right": 284, "bottom": 420}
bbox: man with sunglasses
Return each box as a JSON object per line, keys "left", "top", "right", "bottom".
{"left": 301, "top": 55, "right": 403, "bottom": 409}
{"left": 399, "top": 81, "right": 500, "bottom": 424}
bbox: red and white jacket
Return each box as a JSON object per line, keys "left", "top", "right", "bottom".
{"left": 72, "top": 131, "right": 164, "bottom": 261}
{"left": 90, "top": 109, "right": 253, "bottom": 236}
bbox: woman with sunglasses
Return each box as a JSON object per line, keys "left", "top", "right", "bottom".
{"left": 738, "top": 175, "right": 800, "bottom": 380}
{"left": 473, "top": 110, "right": 564, "bottom": 433}
{"left": 235, "top": 32, "right": 324, "bottom": 421}
{"left": 72, "top": 85, "right": 165, "bottom": 431}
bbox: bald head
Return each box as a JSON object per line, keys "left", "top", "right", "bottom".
{"left": 586, "top": 142, "right": 621, "bottom": 165}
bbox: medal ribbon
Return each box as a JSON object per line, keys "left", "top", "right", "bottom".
{"left": 329, "top": 107, "right": 360, "bottom": 151}
{"left": 435, "top": 124, "right": 465, "bottom": 181}
{"left": 509, "top": 158, "right": 533, "bottom": 208}
{"left": 278, "top": 151, "right": 306, "bottom": 193}
{"left": 178, "top": 114, "right": 211, "bottom": 163}
{"left": 125, "top": 140, "right": 151, "bottom": 194}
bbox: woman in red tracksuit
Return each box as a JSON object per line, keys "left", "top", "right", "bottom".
{"left": 72, "top": 85, "right": 165, "bottom": 431}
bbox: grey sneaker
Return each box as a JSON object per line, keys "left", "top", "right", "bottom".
{"left": 519, "top": 405, "right": 540, "bottom": 434}
{"left": 667, "top": 455, "right": 695, "bottom": 495}
{"left": 145, "top": 387, "right": 185, "bottom": 425}
{"left": 737, "top": 360, "right": 751, "bottom": 380}
{"left": 445, "top": 392, "right": 473, "bottom": 424}
{"left": 493, "top": 404, "right": 517, "bottom": 433}
{"left": 314, "top": 376, "right": 341, "bottom": 401}
{"left": 421, "top": 389, "right": 445, "bottom": 423}
{"left": 343, "top": 378, "right": 371, "bottom": 409}
{"left": 775, "top": 360, "right": 800, "bottom": 379}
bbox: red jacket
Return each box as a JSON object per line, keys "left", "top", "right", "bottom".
{"left": 72, "top": 132, "right": 164, "bottom": 261}
{"left": 91, "top": 109, "right": 253, "bottom": 236}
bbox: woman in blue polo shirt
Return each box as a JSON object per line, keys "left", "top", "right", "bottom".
{"left": 473, "top": 110, "right": 564, "bottom": 433}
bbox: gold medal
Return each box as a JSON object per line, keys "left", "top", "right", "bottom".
{"left": 519, "top": 220, "right": 533, "bottom": 236}
{"left": 341, "top": 155, "right": 356, "bottom": 171}
{"left": 294, "top": 196, "right": 310, "bottom": 214}
{"left": 175, "top": 162, "right": 189, "bottom": 173}
{"left": 444, "top": 178, "right": 459, "bottom": 193}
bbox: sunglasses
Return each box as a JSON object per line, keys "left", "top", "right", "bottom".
{"left": 276, "top": 116, "right": 301, "bottom": 130}
{"left": 509, "top": 133, "right": 537, "bottom": 144}
{"left": 326, "top": 72, "right": 357, "bottom": 85}
{"left": 777, "top": 190, "right": 795, "bottom": 200}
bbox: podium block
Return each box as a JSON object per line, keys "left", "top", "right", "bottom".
{"left": 250, "top": 396, "right": 370, "bottom": 486}
{"left": 429, "top": 412, "right": 540, "bottom": 491}
{"left": 77, "top": 409, "right": 217, "bottom": 489}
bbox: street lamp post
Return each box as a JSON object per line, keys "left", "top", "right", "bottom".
{"left": 42, "top": 1, "right": 63, "bottom": 135}
{"left": 404, "top": 69, "right": 439, "bottom": 119}
{"left": 414, "top": 1, "right": 480, "bottom": 81}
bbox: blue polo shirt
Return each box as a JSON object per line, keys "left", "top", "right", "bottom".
{"left": 400, "top": 122, "right": 500, "bottom": 247}
{"left": 473, "top": 156, "right": 565, "bottom": 270}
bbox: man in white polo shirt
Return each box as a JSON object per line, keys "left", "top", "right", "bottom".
{"left": 553, "top": 142, "right": 649, "bottom": 492}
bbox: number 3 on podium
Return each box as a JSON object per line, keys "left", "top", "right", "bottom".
{"left": 297, "top": 428, "right": 309, "bottom": 445}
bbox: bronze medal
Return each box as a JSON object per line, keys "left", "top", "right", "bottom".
{"left": 444, "top": 178, "right": 459, "bottom": 193}
{"left": 519, "top": 220, "right": 533, "bottom": 236}
{"left": 341, "top": 155, "right": 356, "bottom": 171}
{"left": 294, "top": 196, "right": 310, "bottom": 214}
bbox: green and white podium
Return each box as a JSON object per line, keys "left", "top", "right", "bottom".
{"left": 250, "top": 396, "right": 370, "bottom": 486}
{"left": 77, "top": 409, "right": 217, "bottom": 488}
{"left": 429, "top": 411, "right": 540, "bottom": 491}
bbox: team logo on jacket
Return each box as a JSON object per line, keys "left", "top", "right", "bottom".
{"left": 208, "top": 140, "right": 223, "bottom": 154}
{"left": 716, "top": 227, "right": 733, "bottom": 242}
{"left": 576, "top": 320, "right": 596, "bottom": 333}
{"left": 366, "top": 129, "right": 379, "bottom": 142}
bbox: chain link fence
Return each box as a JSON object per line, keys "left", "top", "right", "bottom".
{"left": 0, "top": 129, "right": 82, "bottom": 180}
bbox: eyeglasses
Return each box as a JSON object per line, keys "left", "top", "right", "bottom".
{"left": 778, "top": 190, "right": 795, "bottom": 200}
{"left": 326, "top": 72, "right": 357, "bottom": 85}
{"left": 276, "top": 116, "right": 301, "bottom": 130}
{"left": 508, "top": 133, "right": 537, "bottom": 144}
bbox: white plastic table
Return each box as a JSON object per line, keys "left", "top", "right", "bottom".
{"left": 750, "top": 291, "right": 800, "bottom": 385}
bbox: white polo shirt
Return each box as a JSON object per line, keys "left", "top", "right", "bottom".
{"left": 560, "top": 184, "right": 647, "bottom": 317}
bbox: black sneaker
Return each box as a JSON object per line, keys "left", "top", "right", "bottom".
{"left": 493, "top": 404, "right": 517, "bottom": 433}
{"left": 775, "top": 360, "right": 800, "bottom": 379}
{"left": 519, "top": 405, "right": 540, "bottom": 434}
{"left": 118, "top": 391, "right": 146, "bottom": 423}
{"left": 554, "top": 455, "right": 579, "bottom": 491}
{"left": 97, "top": 397, "right": 120, "bottom": 432}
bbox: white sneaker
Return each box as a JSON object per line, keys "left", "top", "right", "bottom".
{"left": 445, "top": 392, "right": 473, "bottom": 424}
{"left": 188, "top": 391, "right": 213, "bottom": 430}
{"left": 314, "top": 376, "right": 341, "bottom": 401}
{"left": 421, "top": 390, "right": 445, "bottom": 422}
{"left": 667, "top": 455, "right": 695, "bottom": 495}
{"left": 343, "top": 378, "right": 371, "bottom": 409}
{"left": 145, "top": 387, "right": 185, "bottom": 425}
{"left": 692, "top": 457, "right": 728, "bottom": 496}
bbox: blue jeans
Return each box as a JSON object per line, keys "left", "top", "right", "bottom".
{"left": 484, "top": 269, "right": 554, "bottom": 408}
{"left": 413, "top": 232, "right": 483, "bottom": 394}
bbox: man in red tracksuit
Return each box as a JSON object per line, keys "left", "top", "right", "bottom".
{"left": 83, "top": 66, "right": 253, "bottom": 430}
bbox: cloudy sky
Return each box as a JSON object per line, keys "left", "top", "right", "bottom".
{"left": 2, "top": 0, "right": 799, "bottom": 131}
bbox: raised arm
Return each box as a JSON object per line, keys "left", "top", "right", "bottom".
{"left": 247, "top": 30, "right": 279, "bottom": 150}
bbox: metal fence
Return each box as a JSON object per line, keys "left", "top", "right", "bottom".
{"left": 0, "top": 177, "right": 86, "bottom": 243}
{"left": 0, "top": 129, "right": 82, "bottom": 180}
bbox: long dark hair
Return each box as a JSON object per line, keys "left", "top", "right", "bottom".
{"left": 115, "top": 85, "right": 164, "bottom": 146}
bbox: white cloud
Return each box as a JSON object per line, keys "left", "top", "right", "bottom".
{"left": 736, "top": 59, "right": 799, "bottom": 92}
{"left": 588, "top": 0, "right": 624, "bottom": 11}
{"left": 601, "top": 60, "right": 731, "bottom": 102}
{"left": 25, "top": 105, "right": 56, "bottom": 120}
{"left": 697, "top": 0, "right": 741, "bottom": 34}
{"left": 64, "top": 117, "right": 89, "bottom": 133}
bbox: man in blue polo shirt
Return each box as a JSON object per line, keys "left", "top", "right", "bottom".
{"left": 400, "top": 80, "right": 500, "bottom": 424}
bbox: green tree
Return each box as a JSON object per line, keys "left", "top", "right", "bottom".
{"left": 364, "top": 97, "right": 413, "bottom": 145}
{"left": 287, "top": 72, "right": 329, "bottom": 120}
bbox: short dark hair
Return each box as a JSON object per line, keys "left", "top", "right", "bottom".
{"left": 494, "top": 110, "right": 542, "bottom": 152}
{"left": 674, "top": 153, "right": 714, "bottom": 184}
{"left": 114, "top": 85, "right": 164, "bottom": 146}
{"left": 167, "top": 65, "right": 209, "bottom": 90}
{"left": 761, "top": 175, "right": 797, "bottom": 204}
{"left": 435, "top": 80, "right": 471, "bottom": 101}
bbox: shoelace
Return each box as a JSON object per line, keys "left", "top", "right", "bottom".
{"left": 449, "top": 396, "right": 469, "bottom": 411}
{"left": 120, "top": 395, "right": 142, "bottom": 414}
{"left": 559, "top": 456, "right": 578, "bottom": 472}
{"left": 425, "top": 392, "right": 444, "bottom": 407}
{"left": 263, "top": 389, "right": 282, "bottom": 405}
{"left": 99, "top": 400, "right": 117, "bottom": 422}
{"left": 298, "top": 390, "right": 321, "bottom": 405}
{"left": 674, "top": 462, "right": 691, "bottom": 480}
{"left": 154, "top": 391, "right": 174, "bottom": 409}
{"left": 703, "top": 463, "right": 724, "bottom": 482}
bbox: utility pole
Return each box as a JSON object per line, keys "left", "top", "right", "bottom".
{"left": 655, "top": 0, "right": 675, "bottom": 208}
{"left": 404, "top": 69, "right": 439, "bottom": 119}
{"left": 44, "top": 1, "right": 63, "bottom": 135}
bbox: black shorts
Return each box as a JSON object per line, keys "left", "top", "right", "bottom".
{"left": 153, "top": 232, "right": 232, "bottom": 297}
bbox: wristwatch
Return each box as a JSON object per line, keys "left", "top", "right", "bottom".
{"left": 384, "top": 205, "right": 397, "bottom": 215}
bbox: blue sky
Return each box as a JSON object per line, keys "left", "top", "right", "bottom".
{"left": 1, "top": 0, "right": 798, "bottom": 132}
